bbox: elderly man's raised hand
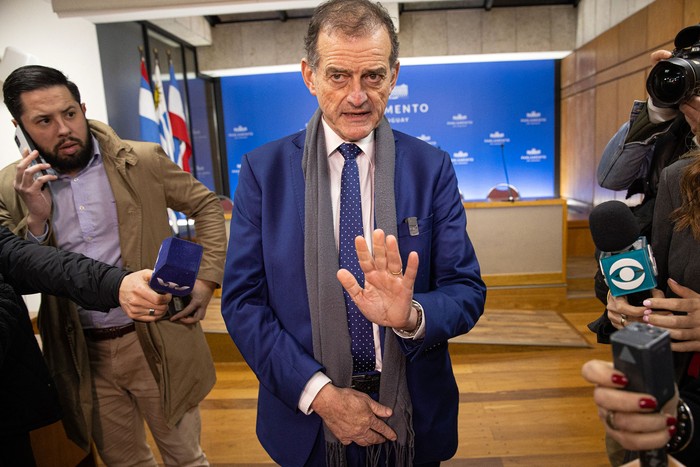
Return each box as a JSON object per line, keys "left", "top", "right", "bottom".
{"left": 336, "top": 229, "right": 419, "bottom": 331}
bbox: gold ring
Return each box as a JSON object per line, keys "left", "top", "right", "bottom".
{"left": 605, "top": 410, "right": 617, "bottom": 430}
{"left": 148, "top": 308, "right": 155, "bottom": 316}
{"left": 620, "top": 314, "right": 627, "bottom": 327}
{"left": 390, "top": 269, "right": 402, "bottom": 276}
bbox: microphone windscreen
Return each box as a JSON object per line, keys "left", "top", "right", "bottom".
{"left": 589, "top": 200, "right": 641, "bottom": 252}
{"left": 149, "top": 237, "right": 203, "bottom": 296}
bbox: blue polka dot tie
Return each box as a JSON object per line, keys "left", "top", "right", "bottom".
{"left": 338, "top": 143, "right": 375, "bottom": 374}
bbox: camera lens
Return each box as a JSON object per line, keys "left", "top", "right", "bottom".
{"left": 650, "top": 63, "right": 685, "bottom": 102}
{"left": 647, "top": 57, "right": 700, "bottom": 108}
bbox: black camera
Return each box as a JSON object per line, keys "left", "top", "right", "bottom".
{"left": 647, "top": 24, "right": 700, "bottom": 108}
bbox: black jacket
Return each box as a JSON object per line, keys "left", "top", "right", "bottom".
{"left": 589, "top": 113, "right": 694, "bottom": 344}
{"left": 0, "top": 226, "right": 127, "bottom": 435}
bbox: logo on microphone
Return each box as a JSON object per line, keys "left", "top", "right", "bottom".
{"left": 607, "top": 257, "right": 647, "bottom": 291}
{"left": 155, "top": 277, "right": 192, "bottom": 292}
{"left": 599, "top": 241, "right": 658, "bottom": 297}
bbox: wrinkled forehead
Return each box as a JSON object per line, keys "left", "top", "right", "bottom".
{"left": 316, "top": 28, "right": 393, "bottom": 66}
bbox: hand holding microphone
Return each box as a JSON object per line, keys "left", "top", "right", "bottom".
{"left": 177, "top": 279, "right": 217, "bottom": 324}
{"left": 119, "top": 269, "right": 170, "bottom": 322}
{"left": 590, "top": 200, "right": 659, "bottom": 328}
{"left": 149, "top": 237, "right": 213, "bottom": 323}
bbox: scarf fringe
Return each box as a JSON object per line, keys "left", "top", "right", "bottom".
{"left": 326, "top": 442, "right": 346, "bottom": 467}
{"left": 325, "top": 409, "right": 414, "bottom": 467}
{"left": 324, "top": 440, "right": 414, "bottom": 467}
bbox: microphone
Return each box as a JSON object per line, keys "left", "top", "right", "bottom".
{"left": 149, "top": 237, "right": 204, "bottom": 315}
{"left": 611, "top": 323, "right": 675, "bottom": 467}
{"left": 589, "top": 200, "right": 658, "bottom": 305}
{"left": 486, "top": 144, "right": 520, "bottom": 201}
{"left": 500, "top": 143, "right": 516, "bottom": 202}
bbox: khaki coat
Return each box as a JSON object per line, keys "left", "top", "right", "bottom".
{"left": 0, "top": 120, "right": 226, "bottom": 451}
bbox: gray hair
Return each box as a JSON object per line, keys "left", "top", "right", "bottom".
{"left": 304, "top": 0, "right": 399, "bottom": 70}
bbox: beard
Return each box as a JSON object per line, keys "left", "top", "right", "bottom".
{"left": 39, "top": 134, "right": 94, "bottom": 174}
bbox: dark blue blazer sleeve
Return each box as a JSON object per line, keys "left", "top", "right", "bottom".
{"left": 392, "top": 132, "right": 486, "bottom": 358}
{"left": 221, "top": 135, "right": 324, "bottom": 412}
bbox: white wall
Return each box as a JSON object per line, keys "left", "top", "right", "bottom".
{"left": 0, "top": 0, "right": 108, "bottom": 171}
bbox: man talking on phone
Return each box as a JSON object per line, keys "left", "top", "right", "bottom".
{"left": 0, "top": 65, "right": 226, "bottom": 466}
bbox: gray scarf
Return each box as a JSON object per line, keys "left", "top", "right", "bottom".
{"left": 302, "top": 108, "right": 414, "bottom": 466}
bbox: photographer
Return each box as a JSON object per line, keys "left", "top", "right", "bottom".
{"left": 597, "top": 24, "right": 700, "bottom": 210}
{"left": 590, "top": 23, "right": 700, "bottom": 344}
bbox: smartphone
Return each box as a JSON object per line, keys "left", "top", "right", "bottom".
{"left": 167, "top": 294, "right": 193, "bottom": 318}
{"left": 14, "top": 125, "right": 57, "bottom": 186}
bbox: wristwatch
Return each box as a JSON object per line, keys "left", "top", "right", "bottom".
{"left": 395, "top": 300, "right": 423, "bottom": 338}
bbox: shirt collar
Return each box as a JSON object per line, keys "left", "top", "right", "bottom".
{"left": 81, "top": 134, "right": 102, "bottom": 171}
{"left": 321, "top": 117, "right": 375, "bottom": 163}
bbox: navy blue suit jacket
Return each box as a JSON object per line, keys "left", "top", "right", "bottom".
{"left": 222, "top": 127, "right": 486, "bottom": 466}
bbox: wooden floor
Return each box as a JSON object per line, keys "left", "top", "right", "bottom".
{"left": 87, "top": 256, "right": 613, "bottom": 466}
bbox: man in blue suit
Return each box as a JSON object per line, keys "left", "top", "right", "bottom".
{"left": 222, "top": 1, "right": 486, "bottom": 465}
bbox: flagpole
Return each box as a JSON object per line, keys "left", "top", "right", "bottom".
{"left": 152, "top": 48, "right": 180, "bottom": 235}
{"left": 167, "top": 48, "right": 194, "bottom": 240}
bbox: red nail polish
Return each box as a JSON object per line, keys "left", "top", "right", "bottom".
{"left": 667, "top": 416, "right": 677, "bottom": 427}
{"left": 668, "top": 425, "right": 677, "bottom": 436}
{"left": 611, "top": 374, "right": 629, "bottom": 386}
{"left": 639, "top": 398, "right": 657, "bottom": 409}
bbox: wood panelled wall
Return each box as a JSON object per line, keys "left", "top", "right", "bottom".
{"left": 560, "top": 0, "right": 700, "bottom": 208}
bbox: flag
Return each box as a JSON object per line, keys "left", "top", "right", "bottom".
{"left": 139, "top": 54, "right": 159, "bottom": 144}
{"left": 168, "top": 60, "right": 193, "bottom": 173}
{"left": 153, "top": 54, "right": 175, "bottom": 161}
{"left": 153, "top": 53, "right": 180, "bottom": 234}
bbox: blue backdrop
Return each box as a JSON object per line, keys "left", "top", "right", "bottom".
{"left": 220, "top": 58, "right": 557, "bottom": 201}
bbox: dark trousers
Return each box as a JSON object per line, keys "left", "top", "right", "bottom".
{"left": 0, "top": 431, "right": 36, "bottom": 467}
